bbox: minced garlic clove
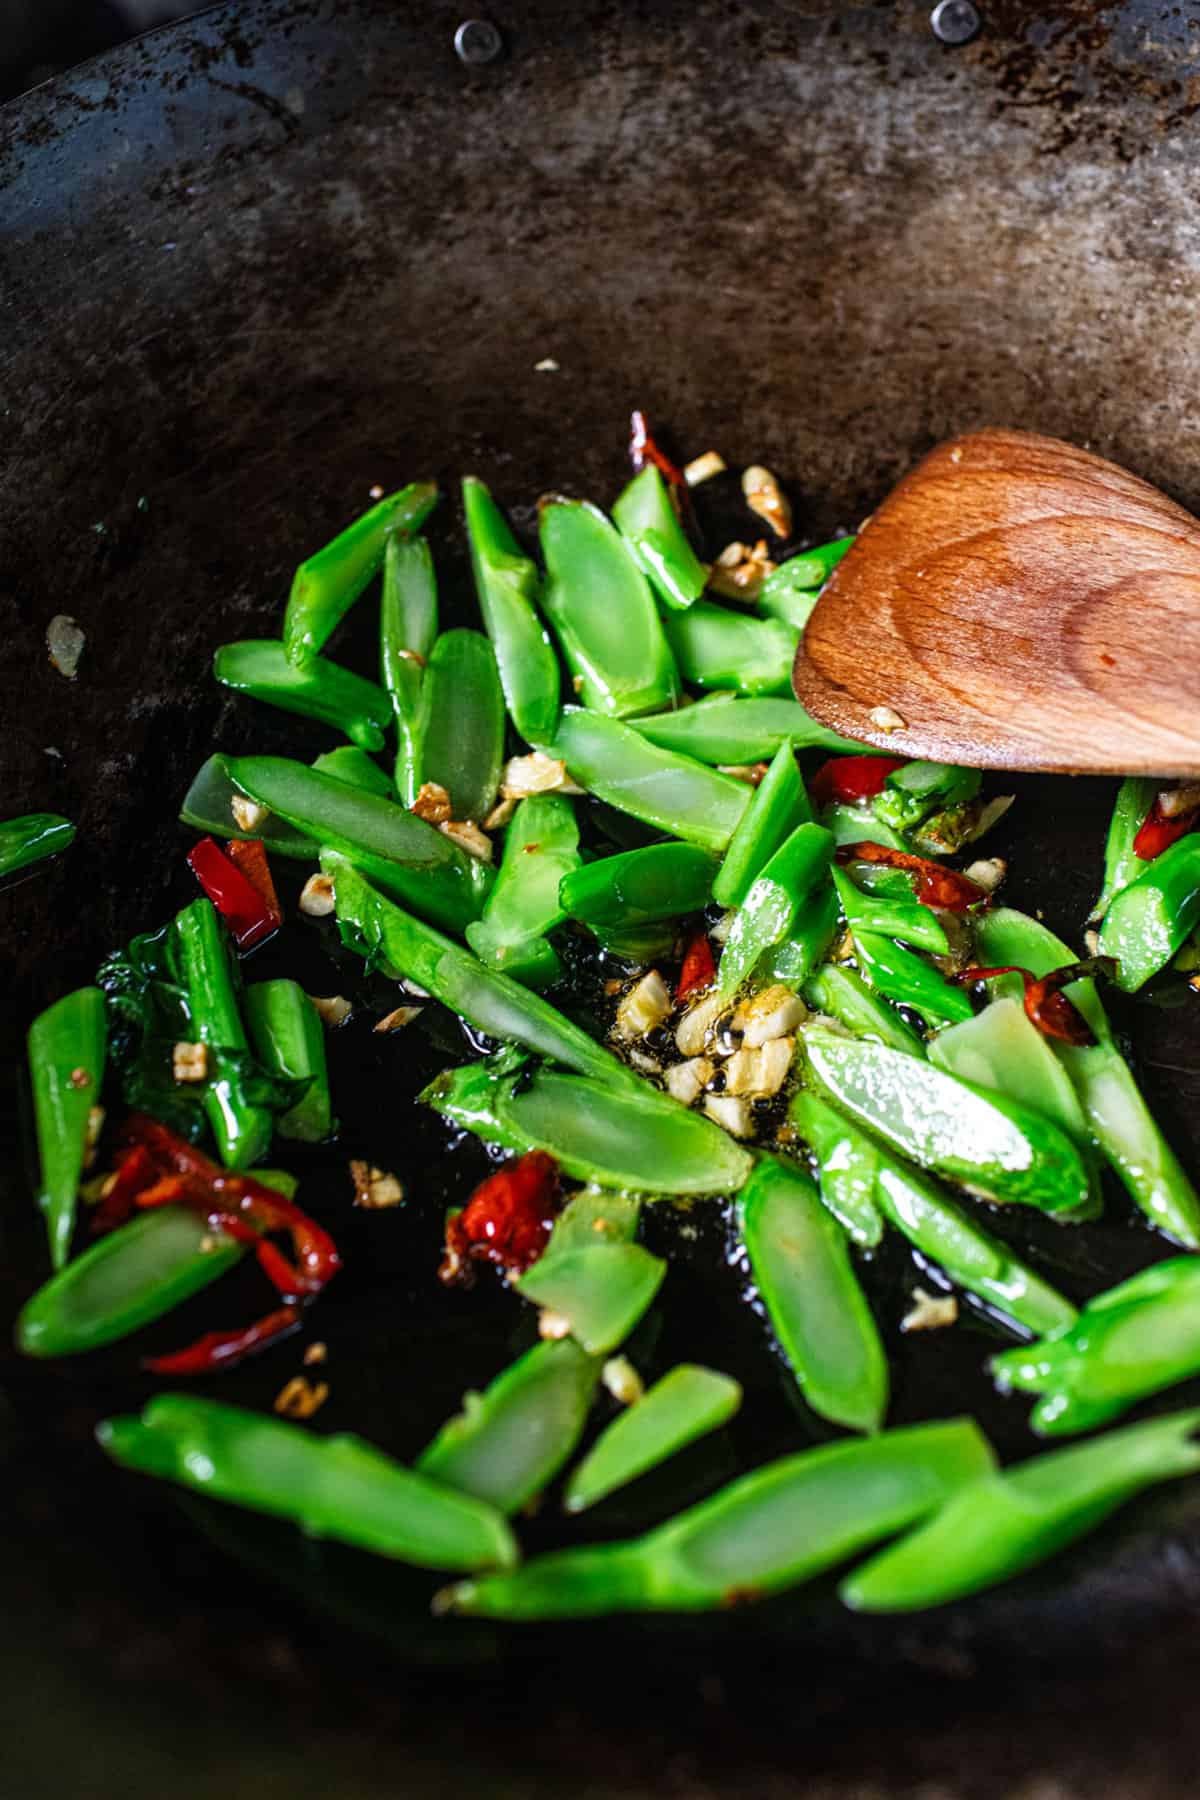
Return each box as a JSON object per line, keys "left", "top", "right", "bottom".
{"left": 675, "top": 989, "right": 730, "bottom": 1058}
{"left": 900, "top": 1287, "right": 959, "bottom": 1333}
{"left": 299, "top": 873, "right": 335, "bottom": 917}
{"left": 47, "top": 614, "right": 85, "bottom": 679}
{"left": 172, "top": 1041, "right": 208, "bottom": 1083}
{"left": 274, "top": 1376, "right": 330, "bottom": 1419}
{"left": 349, "top": 1160, "right": 405, "bottom": 1209}
{"left": 230, "top": 794, "right": 270, "bottom": 832}
{"left": 734, "top": 984, "right": 806, "bottom": 1048}
{"left": 707, "top": 539, "right": 776, "bottom": 601}
{"left": 439, "top": 819, "right": 493, "bottom": 862}
{"left": 303, "top": 1341, "right": 328, "bottom": 1366}
{"left": 412, "top": 781, "right": 453, "bottom": 824}
{"left": 500, "top": 751, "right": 584, "bottom": 799}
{"left": 665, "top": 1055, "right": 715, "bottom": 1106}
{"left": 717, "top": 763, "right": 770, "bottom": 787}
{"left": 741, "top": 465, "right": 792, "bottom": 539}
{"left": 310, "top": 994, "right": 352, "bottom": 1029}
{"left": 703, "top": 1093, "right": 754, "bottom": 1138}
{"left": 964, "top": 857, "right": 1007, "bottom": 894}
{"left": 615, "top": 970, "right": 672, "bottom": 1042}
{"left": 684, "top": 451, "right": 726, "bottom": 487}
{"left": 374, "top": 1004, "right": 423, "bottom": 1034}
{"left": 1159, "top": 782, "right": 1200, "bottom": 818}
{"left": 869, "top": 705, "right": 907, "bottom": 733}
{"left": 538, "top": 1309, "right": 572, "bottom": 1340}
{"left": 723, "top": 1036, "right": 794, "bottom": 1098}
{"left": 484, "top": 796, "right": 518, "bottom": 831}
{"left": 602, "top": 1356, "right": 644, "bottom": 1406}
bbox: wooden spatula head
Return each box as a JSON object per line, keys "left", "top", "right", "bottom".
{"left": 792, "top": 428, "right": 1200, "bottom": 775}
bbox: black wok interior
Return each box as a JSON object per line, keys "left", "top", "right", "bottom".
{"left": 5, "top": 4, "right": 1200, "bottom": 1793}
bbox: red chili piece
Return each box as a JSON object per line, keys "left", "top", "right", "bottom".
{"left": 90, "top": 1144, "right": 158, "bottom": 1236}
{"left": 836, "top": 841, "right": 987, "bottom": 913}
{"left": 143, "top": 1305, "right": 301, "bottom": 1376}
{"left": 440, "top": 1151, "right": 560, "bottom": 1287}
{"left": 809, "top": 755, "right": 907, "bottom": 811}
{"left": 676, "top": 928, "right": 716, "bottom": 1002}
{"left": 953, "top": 960, "right": 1115, "bottom": 1047}
{"left": 226, "top": 837, "right": 282, "bottom": 922}
{"left": 187, "top": 836, "right": 281, "bottom": 950}
{"left": 629, "top": 409, "right": 689, "bottom": 491}
{"left": 1134, "top": 797, "right": 1200, "bottom": 862}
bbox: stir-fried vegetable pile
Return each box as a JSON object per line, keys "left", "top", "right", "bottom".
{"left": 11, "top": 419, "right": 1200, "bottom": 1620}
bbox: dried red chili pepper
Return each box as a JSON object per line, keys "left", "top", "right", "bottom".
{"left": 186, "top": 835, "right": 281, "bottom": 950}
{"left": 809, "top": 755, "right": 907, "bottom": 811}
{"left": 1134, "top": 797, "right": 1200, "bottom": 862}
{"left": 143, "top": 1305, "right": 301, "bottom": 1376}
{"left": 90, "top": 1143, "right": 158, "bottom": 1236}
{"left": 677, "top": 928, "right": 716, "bottom": 1002}
{"left": 836, "top": 841, "right": 987, "bottom": 913}
{"left": 439, "top": 1151, "right": 560, "bottom": 1287}
{"left": 225, "top": 836, "right": 282, "bottom": 921}
{"left": 629, "top": 409, "right": 688, "bottom": 491}
{"left": 953, "top": 959, "right": 1116, "bottom": 1047}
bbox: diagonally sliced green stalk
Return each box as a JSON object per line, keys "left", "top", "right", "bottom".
{"left": 424, "top": 1059, "right": 755, "bottom": 1195}
{"left": 27, "top": 987, "right": 108, "bottom": 1270}
{"left": 546, "top": 709, "right": 750, "bottom": 852}
{"left": 310, "top": 745, "right": 395, "bottom": 798}
{"left": 789, "top": 1090, "right": 885, "bottom": 1248}
{"left": 224, "top": 756, "right": 491, "bottom": 934}
{"left": 243, "top": 979, "right": 333, "bottom": 1143}
{"left": 564, "top": 1366, "right": 742, "bottom": 1514}
{"left": 560, "top": 843, "right": 717, "bottom": 930}
{"left": 443, "top": 1419, "right": 994, "bottom": 1618}
{"left": 180, "top": 756, "right": 318, "bottom": 861}
{"left": 661, "top": 603, "right": 797, "bottom": 697}
{"left": 802, "top": 964, "right": 925, "bottom": 1056}
{"left": 1092, "top": 776, "right": 1157, "bottom": 921}
{"left": 832, "top": 866, "right": 948, "bottom": 956}
{"left": 975, "top": 907, "right": 1200, "bottom": 1247}
{"left": 612, "top": 463, "right": 708, "bottom": 611}
{"left": 929, "top": 997, "right": 1092, "bottom": 1151}
{"left": 821, "top": 803, "right": 910, "bottom": 853}
{"left": 416, "top": 1338, "right": 600, "bottom": 1514}
{"left": 758, "top": 581, "right": 819, "bottom": 632}
{"left": 740, "top": 1155, "right": 888, "bottom": 1432}
{"left": 17, "top": 1206, "right": 244, "bottom": 1357}
{"left": 326, "top": 853, "right": 644, "bottom": 1092}
{"left": 539, "top": 497, "right": 679, "bottom": 719}
{"left": 873, "top": 761, "right": 980, "bottom": 837}
{"left": 761, "top": 536, "right": 855, "bottom": 596}
{"left": 712, "top": 740, "right": 810, "bottom": 910}
{"left": 283, "top": 480, "right": 438, "bottom": 665}
{"left": 415, "top": 629, "right": 505, "bottom": 823}
{"left": 719, "top": 824, "right": 835, "bottom": 995}
{"left": 463, "top": 476, "right": 561, "bottom": 746}
{"left": 380, "top": 533, "right": 438, "bottom": 805}
{"left": 852, "top": 930, "right": 974, "bottom": 1029}
{"left": 763, "top": 882, "right": 840, "bottom": 987}
{"left": 466, "top": 795, "right": 580, "bottom": 987}
{"left": 539, "top": 1189, "right": 642, "bottom": 1251}
{"left": 214, "top": 641, "right": 393, "bottom": 752}
{"left": 801, "top": 1027, "right": 1093, "bottom": 1216}
{"left": 173, "top": 899, "right": 274, "bottom": 1170}
{"left": 841, "top": 1410, "right": 1200, "bottom": 1614}
{"left": 634, "top": 696, "right": 865, "bottom": 763}
{"left": 516, "top": 1244, "right": 666, "bottom": 1355}
{"left": 1097, "top": 832, "right": 1200, "bottom": 991}
{"left": 98, "top": 1394, "right": 515, "bottom": 1573}
{"left": 0, "top": 813, "right": 74, "bottom": 878}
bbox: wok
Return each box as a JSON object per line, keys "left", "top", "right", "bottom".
{"left": 5, "top": 3, "right": 1200, "bottom": 1793}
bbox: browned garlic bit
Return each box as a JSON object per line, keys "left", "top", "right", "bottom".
{"left": 732, "top": 984, "right": 805, "bottom": 1048}
{"left": 310, "top": 994, "right": 352, "bottom": 1028}
{"left": 303, "top": 1341, "right": 328, "bottom": 1366}
{"left": 172, "top": 1041, "right": 208, "bottom": 1083}
{"left": 374, "top": 1004, "right": 423, "bottom": 1034}
{"left": 684, "top": 450, "right": 726, "bottom": 487}
{"left": 627, "top": 1049, "right": 663, "bottom": 1076}
{"left": 537, "top": 1309, "right": 572, "bottom": 1341}
{"left": 602, "top": 1356, "right": 645, "bottom": 1406}
{"left": 869, "top": 705, "right": 908, "bottom": 734}
{"left": 901, "top": 1288, "right": 959, "bottom": 1333}
{"left": 230, "top": 794, "right": 270, "bottom": 832}
{"left": 412, "top": 781, "right": 453, "bottom": 824}
{"left": 614, "top": 970, "right": 672, "bottom": 1042}
{"left": 702, "top": 1093, "right": 754, "bottom": 1138}
{"left": 964, "top": 857, "right": 1007, "bottom": 893}
{"left": 707, "top": 538, "right": 776, "bottom": 601}
{"left": 299, "top": 873, "right": 335, "bottom": 917}
{"left": 741, "top": 464, "right": 792, "bottom": 539}
{"left": 665, "top": 1056, "right": 715, "bottom": 1106}
{"left": 349, "top": 1160, "right": 404, "bottom": 1209}
{"left": 500, "top": 751, "right": 583, "bottom": 799}
{"left": 723, "top": 1037, "right": 794, "bottom": 1099}
{"left": 717, "top": 763, "right": 770, "bottom": 787}
{"left": 484, "top": 796, "right": 518, "bottom": 830}
{"left": 439, "top": 819, "right": 493, "bottom": 862}
{"left": 675, "top": 989, "right": 729, "bottom": 1058}
{"left": 274, "top": 1376, "right": 330, "bottom": 1419}
{"left": 46, "top": 614, "right": 85, "bottom": 679}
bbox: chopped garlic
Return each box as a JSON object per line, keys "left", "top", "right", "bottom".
{"left": 703, "top": 1093, "right": 754, "bottom": 1138}
{"left": 500, "top": 751, "right": 583, "bottom": 798}
{"left": 83, "top": 1105, "right": 106, "bottom": 1170}
{"left": 615, "top": 969, "right": 672, "bottom": 1042}
{"left": 439, "top": 819, "right": 493, "bottom": 861}
{"left": 628, "top": 1049, "right": 662, "bottom": 1075}
{"left": 1085, "top": 927, "right": 1103, "bottom": 957}
{"left": 374, "top": 1004, "right": 423, "bottom": 1033}
{"left": 274, "top": 1376, "right": 329, "bottom": 1419}
{"left": 299, "top": 873, "right": 335, "bottom": 917}
{"left": 230, "top": 794, "right": 269, "bottom": 832}
{"left": 538, "top": 1309, "right": 572, "bottom": 1340}
{"left": 412, "top": 781, "right": 453, "bottom": 824}
{"left": 741, "top": 464, "right": 792, "bottom": 539}
{"left": 350, "top": 1160, "right": 405, "bottom": 1209}
{"left": 869, "top": 705, "right": 907, "bottom": 734}
{"left": 303, "top": 1341, "right": 328, "bottom": 1366}
{"left": 675, "top": 989, "right": 729, "bottom": 1058}
{"left": 734, "top": 984, "right": 806, "bottom": 1047}
{"left": 534, "top": 356, "right": 560, "bottom": 372}
{"left": 901, "top": 1287, "right": 959, "bottom": 1333}
{"left": 683, "top": 450, "right": 725, "bottom": 487}
{"left": 724, "top": 1036, "right": 794, "bottom": 1098}
{"left": 715, "top": 541, "right": 747, "bottom": 568}
{"left": 717, "top": 763, "right": 769, "bottom": 786}
{"left": 665, "top": 1055, "right": 715, "bottom": 1106}
{"left": 172, "top": 1041, "right": 208, "bottom": 1083}
{"left": 963, "top": 857, "right": 1007, "bottom": 894}
{"left": 602, "top": 1356, "right": 644, "bottom": 1406}
{"left": 708, "top": 538, "right": 776, "bottom": 601}
{"left": 484, "top": 796, "right": 518, "bottom": 830}
{"left": 708, "top": 910, "right": 736, "bottom": 946}
{"left": 310, "top": 994, "right": 352, "bottom": 1028}
{"left": 1159, "top": 782, "right": 1200, "bottom": 818}
{"left": 46, "top": 614, "right": 85, "bottom": 679}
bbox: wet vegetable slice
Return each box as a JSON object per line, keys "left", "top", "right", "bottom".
{"left": 1097, "top": 832, "right": 1200, "bottom": 991}
{"left": 214, "top": 641, "right": 393, "bottom": 752}
{"left": 463, "top": 476, "right": 561, "bottom": 746}
{"left": 516, "top": 1243, "right": 666, "bottom": 1356}
{"left": 380, "top": 533, "right": 437, "bottom": 805}
{"left": 282, "top": 480, "right": 437, "bottom": 665}
{"left": 634, "top": 696, "right": 864, "bottom": 764}
{"left": 27, "top": 987, "right": 108, "bottom": 1270}
{"left": 243, "top": 979, "right": 332, "bottom": 1143}
{"left": 712, "top": 740, "right": 811, "bottom": 910}
{"left": 560, "top": 843, "right": 718, "bottom": 930}
{"left": 179, "top": 756, "right": 317, "bottom": 861}
{"left": 545, "top": 709, "right": 750, "bottom": 852}
{"left": 612, "top": 463, "right": 708, "bottom": 611}
{"left": 466, "top": 795, "right": 580, "bottom": 987}
{"left": 415, "top": 629, "right": 505, "bottom": 823}
{"left": 0, "top": 813, "right": 74, "bottom": 878}
{"left": 661, "top": 603, "right": 798, "bottom": 697}
{"left": 802, "top": 964, "right": 925, "bottom": 1057}
{"left": 564, "top": 1366, "right": 743, "bottom": 1513}
{"left": 718, "top": 823, "right": 835, "bottom": 995}
{"left": 173, "top": 899, "right": 274, "bottom": 1171}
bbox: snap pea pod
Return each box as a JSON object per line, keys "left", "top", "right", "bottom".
{"left": 417, "top": 1339, "right": 601, "bottom": 1514}
{"left": 842, "top": 1409, "right": 1200, "bottom": 1614}
{"left": 763, "top": 882, "right": 840, "bottom": 987}
{"left": 992, "top": 1258, "right": 1200, "bottom": 1436}
{"left": 801, "top": 1027, "right": 1093, "bottom": 1216}
{"left": 975, "top": 908, "right": 1200, "bottom": 1247}
{"left": 740, "top": 1155, "right": 888, "bottom": 1432}
{"left": 851, "top": 930, "right": 975, "bottom": 1028}
{"left": 223, "top": 757, "right": 491, "bottom": 934}
{"left": 1093, "top": 776, "right": 1158, "bottom": 921}
{"left": 444, "top": 1419, "right": 994, "bottom": 1618}
{"left": 380, "top": 534, "right": 437, "bottom": 804}
{"left": 929, "top": 996, "right": 1092, "bottom": 1152}
{"left": 17, "top": 1205, "right": 244, "bottom": 1356}
{"left": 310, "top": 746, "right": 395, "bottom": 798}
{"left": 591, "top": 921, "right": 679, "bottom": 965}
{"left": 98, "top": 1394, "right": 516, "bottom": 1573}
{"left": 789, "top": 1090, "right": 886, "bottom": 1248}
{"left": 539, "top": 498, "right": 679, "bottom": 719}
{"left": 1, "top": 812, "right": 74, "bottom": 877}
{"left": 758, "top": 581, "right": 819, "bottom": 633}
{"left": 173, "top": 899, "right": 274, "bottom": 1169}
{"left": 243, "top": 980, "right": 332, "bottom": 1143}
{"left": 1097, "top": 832, "right": 1200, "bottom": 991}
{"left": 325, "top": 853, "right": 643, "bottom": 1092}
{"left": 719, "top": 823, "right": 835, "bottom": 996}
{"left": 634, "top": 696, "right": 864, "bottom": 764}
{"left": 559, "top": 843, "right": 718, "bottom": 930}
{"left": 832, "top": 866, "right": 949, "bottom": 956}
{"left": 517, "top": 1244, "right": 666, "bottom": 1355}
{"left": 802, "top": 964, "right": 925, "bottom": 1057}
{"left": 465, "top": 796, "right": 580, "bottom": 988}
{"left": 462, "top": 476, "right": 561, "bottom": 746}
{"left": 712, "top": 740, "right": 810, "bottom": 910}
{"left": 27, "top": 987, "right": 108, "bottom": 1270}
{"left": 661, "top": 603, "right": 797, "bottom": 697}
{"left": 761, "top": 536, "right": 855, "bottom": 595}
{"left": 179, "top": 756, "right": 318, "bottom": 861}
{"left": 821, "top": 803, "right": 910, "bottom": 854}
{"left": 539, "top": 1189, "right": 642, "bottom": 1251}
{"left": 564, "top": 1366, "right": 743, "bottom": 1514}
{"left": 213, "top": 641, "right": 393, "bottom": 752}
{"left": 282, "top": 480, "right": 438, "bottom": 665}
{"left": 612, "top": 463, "right": 708, "bottom": 611}
{"left": 415, "top": 629, "right": 505, "bottom": 823}
{"left": 873, "top": 761, "right": 980, "bottom": 837}
{"left": 424, "top": 1058, "right": 755, "bottom": 1196}
{"left": 546, "top": 709, "right": 750, "bottom": 852}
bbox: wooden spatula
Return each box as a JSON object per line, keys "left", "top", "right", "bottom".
{"left": 792, "top": 428, "right": 1200, "bottom": 775}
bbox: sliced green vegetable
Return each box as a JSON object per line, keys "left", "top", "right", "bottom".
{"left": 214, "top": 641, "right": 393, "bottom": 752}
{"left": 282, "top": 480, "right": 437, "bottom": 665}
{"left": 173, "top": 899, "right": 273, "bottom": 1169}
{"left": 821, "top": 803, "right": 910, "bottom": 853}
{"left": 310, "top": 746, "right": 395, "bottom": 798}
{"left": 180, "top": 756, "right": 317, "bottom": 861}
{"left": 929, "top": 996, "right": 1091, "bottom": 1151}
{"left": 789, "top": 1090, "right": 885, "bottom": 1248}
{"left": 832, "top": 866, "right": 948, "bottom": 956}
{"left": 1098, "top": 833, "right": 1200, "bottom": 991}
{"left": 466, "top": 795, "right": 580, "bottom": 987}
{"left": 560, "top": 843, "right": 717, "bottom": 930}
{"left": 712, "top": 740, "right": 810, "bottom": 910}
{"left": 415, "top": 629, "right": 505, "bottom": 823}
{"left": 852, "top": 930, "right": 974, "bottom": 1028}
{"left": 802, "top": 964, "right": 925, "bottom": 1056}
{"left": 760, "top": 536, "right": 854, "bottom": 596}
{"left": 463, "top": 476, "right": 561, "bottom": 746}
{"left": 546, "top": 709, "right": 749, "bottom": 852}
{"left": 564, "top": 1366, "right": 742, "bottom": 1513}
{"left": 27, "top": 987, "right": 108, "bottom": 1270}
{"left": 634, "top": 696, "right": 863, "bottom": 764}
{"left": 516, "top": 1244, "right": 666, "bottom": 1355}
{"left": 661, "top": 603, "right": 797, "bottom": 697}
{"left": 763, "top": 882, "right": 840, "bottom": 987}
{"left": 0, "top": 813, "right": 74, "bottom": 878}
{"left": 719, "top": 824, "right": 835, "bottom": 995}
{"left": 873, "top": 762, "right": 980, "bottom": 837}
{"left": 758, "top": 582, "right": 819, "bottom": 632}
{"left": 612, "top": 463, "right": 708, "bottom": 611}
{"left": 380, "top": 533, "right": 438, "bottom": 804}
{"left": 243, "top": 979, "right": 332, "bottom": 1143}
{"left": 1092, "top": 776, "right": 1157, "bottom": 921}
